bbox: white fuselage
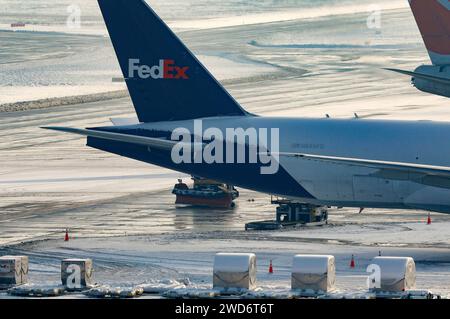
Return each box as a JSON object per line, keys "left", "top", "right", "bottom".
{"left": 119, "top": 116, "right": 450, "bottom": 213}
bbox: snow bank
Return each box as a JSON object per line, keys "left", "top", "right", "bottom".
{"left": 371, "top": 257, "right": 416, "bottom": 292}
{"left": 84, "top": 285, "right": 144, "bottom": 299}
{"left": 0, "top": 89, "right": 128, "bottom": 113}
{"left": 291, "top": 255, "right": 336, "bottom": 292}
{"left": 213, "top": 253, "right": 257, "bottom": 290}
{"left": 243, "top": 289, "right": 293, "bottom": 299}
{"left": 162, "top": 288, "right": 220, "bottom": 299}
{"left": 8, "top": 284, "right": 65, "bottom": 297}
{"left": 0, "top": 23, "right": 107, "bottom": 36}
{"left": 139, "top": 279, "right": 190, "bottom": 294}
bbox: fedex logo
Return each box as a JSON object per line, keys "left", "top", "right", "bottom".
{"left": 128, "top": 59, "right": 189, "bottom": 80}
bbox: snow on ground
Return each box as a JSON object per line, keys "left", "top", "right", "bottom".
{"left": 0, "top": 85, "right": 125, "bottom": 105}
{"left": 2, "top": 1, "right": 450, "bottom": 299}
{"left": 1, "top": 181, "right": 450, "bottom": 298}
{"left": 2, "top": 218, "right": 450, "bottom": 298}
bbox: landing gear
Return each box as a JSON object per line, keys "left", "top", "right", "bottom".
{"left": 273, "top": 198, "right": 328, "bottom": 225}
{"left": 245, "top": 197, "right": 329, "bottom": 231}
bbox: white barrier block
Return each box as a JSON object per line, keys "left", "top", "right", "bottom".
{"left": 213, "top": 253, "right": 257, "bottom": 290}
{"left": 2, "top": 255, "right": 28, "bottom": 283}
{"left": 371, "top": 257, "right": 416, "bottom": 292}
{"left": 0, "top": 255, "right": 28, "bottom": 288}
{"left": 291, "top": 255, "right": 336, "bottom": 292}
{"left": 61, "top": 259, "right": 94, "bottom": 290}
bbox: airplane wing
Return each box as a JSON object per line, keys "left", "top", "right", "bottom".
{"left": 385, "top": 68, "right": 450, "bottom": 85}
{"left": 41, "top": 126, "right": 201, "bottom": 151}
{"left": 40, "top": 127, "right": 450, "bottom": 188}
{"left": 277, "top": 152, "right": 450, "bottom": 189}
{"left": 110, "top": 117, "right": 140, "bottom": 126}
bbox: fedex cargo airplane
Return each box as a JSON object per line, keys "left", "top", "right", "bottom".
{"left": 46, "top": 0, "right": 450, "bottom": 214}
{"left": 388, "top": 0, "right": 450, "bottom": 98}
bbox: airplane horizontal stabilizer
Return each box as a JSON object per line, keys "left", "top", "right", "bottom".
{"left": 42, "top": 126, "right": 203, "bottom": 151}
{"left": 385, "top": 68, "right": 450, "bottom": 85}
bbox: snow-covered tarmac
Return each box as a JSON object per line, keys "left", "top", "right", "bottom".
{"left": 1, "top": 109, "right": 450, "bottom": 297}
{"left": 1, "top": 200, "right": 450, "bottom": 297}
{"left": 1, "top": 1, "right": 450, "bottom": 298}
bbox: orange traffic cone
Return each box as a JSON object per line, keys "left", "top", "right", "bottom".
{"left": 269, "top": 260, "right": 273, "bottom": 274}
{"left": 427, "top": 213, "right": 432, "bottom": 225}
{"left": 350, "top": 255, "right": 355, "bottom": 268}
{"left": 64, "top": 229, "right": 69, "bottom": 242}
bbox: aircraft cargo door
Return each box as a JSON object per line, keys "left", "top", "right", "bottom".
{"left": 352, "top": 176, "right": 397, "bottom": 203}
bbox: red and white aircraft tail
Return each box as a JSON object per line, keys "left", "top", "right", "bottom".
{"left": 410, "top": 0, "right": 450, "bottom": 65}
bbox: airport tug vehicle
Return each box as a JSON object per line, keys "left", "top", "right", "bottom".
{"left": 172, "top": 177, "right": 239, "bottom": 208}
